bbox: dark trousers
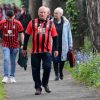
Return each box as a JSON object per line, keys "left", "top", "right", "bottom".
{"left": 53, "top": 61, "right": 65, "bottom": 77}
{"left": 31, "top": 53, "right": 52, "bottom": 90}
{"left": 52, "top": 51, "right": 65, "bottom": 77}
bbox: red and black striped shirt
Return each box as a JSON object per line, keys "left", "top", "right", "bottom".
{"left": 0, "top": 19, "right": 24, "bottom": 48}
{"left": 26, "top": 18, "right": 57, "bottom": 53}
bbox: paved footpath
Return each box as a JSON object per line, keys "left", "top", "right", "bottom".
{"left": 0, "top": 47, "right": 100, "bottom": 100}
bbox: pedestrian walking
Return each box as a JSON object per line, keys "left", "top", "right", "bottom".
{"left": 18, "top": 5, "right": 31, "bottom": 32}
{"left": 52, "top": 7, "right": 73, "bottom": 81}
{"left": 0, "top": 10, "right": 24, "bottom": 83}
{"left": 22, "top": 6, "right": 58, "bottom": 95}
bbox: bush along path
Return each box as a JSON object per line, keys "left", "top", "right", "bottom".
{"left": 67, "top": 54, "right": 100, "bottom": 87}
{"left": 65, "top": 53, "right": 100, "bottom": 97}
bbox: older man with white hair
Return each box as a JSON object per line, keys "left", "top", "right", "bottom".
{"left": 52, "top": 7, "right": 73, "bottom": 81}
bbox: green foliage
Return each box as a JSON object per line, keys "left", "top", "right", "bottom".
{"left": 82, "top": 36, "right": 92, "bottom": 53}
{"left": 0, "top": 0, "right": 21, "bottom": 7}
{"left": 0, "top": 77, "right": 6, "bottom": 100}
{"left": 65, "top": 0, "right": 80, "bottom": 34}
{"left": 65, "top": 54, "right": 100, "bottom": 87}
{"left": 20, "top": 0, "right": 29, "bottom": 8}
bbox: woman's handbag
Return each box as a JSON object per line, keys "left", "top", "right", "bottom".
{"left": 67, "top": 49, "right": 75, "bottom": 68}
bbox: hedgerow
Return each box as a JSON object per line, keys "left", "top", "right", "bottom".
{"left": 65, "top": 54, "right": 100, "bottom": 87}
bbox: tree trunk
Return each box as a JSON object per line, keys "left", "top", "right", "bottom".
{"left": 29, "top": 0, "right": 59, "bottom": 18}
{"left": 42, "top": 0, "right": 59, "bottom": 15}
{"left": 29, "top": 0, "right": 42, "bottom": 19}
{"left": 86, "top": 0, "right": 100, "bottom": 51}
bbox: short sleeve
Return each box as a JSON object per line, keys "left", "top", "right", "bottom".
{"left": 25, "top": 20, "right": 32, "bottom": 35}
{"left": 50, "top": 22, "right": 57, "bottom": 37}
{"left": 17, "top": 21, "right": 24, "bottom": 33}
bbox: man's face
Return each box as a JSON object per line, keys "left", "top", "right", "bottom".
{"left": 6, "top": 16, "right": 13, "bottom": 21}
{"left": 38, "top": 7, "right": 48, "bottom": 20}
{"left": 21, "top": 7, "right": 26, "bottom": 13}
{"left": 54, "top": 11, "right": 62, "bottom": 20}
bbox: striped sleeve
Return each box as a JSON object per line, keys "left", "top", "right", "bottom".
{"left": 17, "top": 20, "right": 24, "bottom": 33}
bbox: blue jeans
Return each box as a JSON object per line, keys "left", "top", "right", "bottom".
{"left": 2, "top": 47, "right": 19, "bottom": 77}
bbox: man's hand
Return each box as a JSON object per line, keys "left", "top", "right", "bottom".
{"left": 54, "top": 51, "right": 58, "bottom": 57}
{"left": 21, "top": 9, "right": 25, "bottom": 14}
{"left": 20, "top": 45, "right": 23, "bottom": 49}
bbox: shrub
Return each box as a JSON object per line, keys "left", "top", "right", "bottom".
{"left": 65, "top": 54, "right": 100, "bottom": 87}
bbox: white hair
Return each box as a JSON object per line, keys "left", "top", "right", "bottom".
{"left": 54, "top": 7, "right": 63, "bottom": 15}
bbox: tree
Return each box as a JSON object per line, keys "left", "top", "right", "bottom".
{"left": 65, "top": 0, "right": 88, "bottom": 49}
{"left": 29, "top": 0, "right": 42, "bottom": 18}
{"left": 86, "top": 0, "right": 100, "bottom": 51}
{"left": 42, "top": 0, "right": 59, "bottom": 15}
{"left": 28, "top": 0, "right": 59, "bottom": 18}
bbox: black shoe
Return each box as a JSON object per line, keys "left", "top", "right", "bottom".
{"left": 44, "top": 85, "right": 51, "bottom": 93}
{"left": 35, "top": 88, "right": 42, "bottom": 95}
{"left": 54, "top": 76, "right": 59, "bottom": 81}
{"left": 60, "top": 76, "right": 63, "bottom": 80}
{"left": 60, "top": 73, "right": 63, "bottom": 80}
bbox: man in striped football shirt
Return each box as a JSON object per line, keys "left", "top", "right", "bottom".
{"left": 0, "top": 10, "right": 24, "bottom": 83}
{"left": 22, "top": 6, "right": 58, "bottom": 95}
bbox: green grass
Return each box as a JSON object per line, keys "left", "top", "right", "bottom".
{"left": 0, "top": 77, "right": 6, "bottom": 100}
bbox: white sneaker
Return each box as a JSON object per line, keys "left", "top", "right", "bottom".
{"left": 2, "top": 76, "right": 8, "bottom": 83}
{"left": 10, "top": 77, "right": 16, "bottom": 83}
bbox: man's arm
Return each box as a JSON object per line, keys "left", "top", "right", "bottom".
{"left": 53, "top": 36, "right": 58, "bottom": 51}
{"left": 21, "top": 33, "right": 30, "bottom": 57}
{"left": 0, "top": 31, "right": 2, "bottom": 38}
{"left": 53, "top": 36, "right": 58, "bottom": 57}
{"left": 20, "top": 32, "right": 24, "bottom": 46}
{"left": 23, "top": 33, "right": 30, "bottom": 50}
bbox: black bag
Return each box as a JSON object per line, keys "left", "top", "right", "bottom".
{"left": 17, "top": 48, "right": 28, "bottom": 70}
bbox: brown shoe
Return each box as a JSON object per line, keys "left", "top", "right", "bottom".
{"left": 35, "top": 88, "right": 42, "bottom": 95}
